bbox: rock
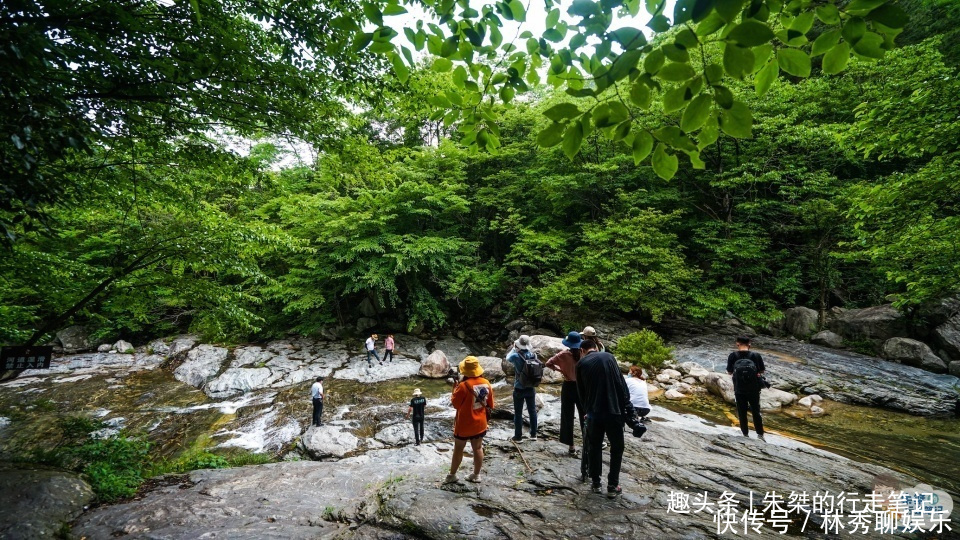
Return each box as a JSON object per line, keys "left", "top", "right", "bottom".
{"left": 783, "top": 306, "right": 819, "bottom": 338}
{"left": 0, "top": 465, "right": 95, "bottom": 539}
{"left": 173, "top": 345, "right": 228, "bottom": 388}
{"left": 147, "top": 338, "right": 170, "bottom": 356}
{"left": 231, "top": 345, "right": 273, "bottom": 368}
{"left": 113, "top": 340, "right": 134, "bottom": 353}
{"left": 797, "top": 394, "right": 823, "bottom": 408}
{"left": 827, "top": 304, "right": 907, "bottom": 343}
{"left": 882, "top": 338, "right": 948, "bottom": 373}
{"left": 358, "top": 297, "right": 378, "bottom": 317}
{"left": 681, "top": 376, "right": 697, "bottom": 385}
{"left": 678, "top": 362, "right": 709, "bottom": 378}
{"left": 659, "top": 368, "right": 682, "bottom": 380}
{"left": 392, "top": 334, "right": 430, "bottom": 361}
{"left": 530, "top": 327, "right": 558, "bottom": 337}
{"left": 431, "top": 337, "right": 473, "bottom": 364}
{"left": 373, "top": 422, "right": 449, "bottom": 447}
{"left": 204, "top": 367, "right": 274, "bottom": 399}
{"left": 356, "top": 317, "right": 377, "bottom": 332}
{"left": 300, "top": 423, "right": 360, "bottom": 459}
{"left": 664, "top": 389, "right": 687, "bottom": 399}
{"left": 56, "top": 325, "right": 93, "bottom": 353}
{"left": 97, "top": 344, "right": 112, "bottom": 353}
{"left": 334, "top": 358, "right": 421, "bottom": 383}
{"left": 475, "top": 356, "right": 505, "bottom": 380}
{"left": 703, "top": 373, "right": 736, "bottom": 404}
{"left": 167, "top": 335, "right": 198, "bottom": 357}
{"left": 655, "top": 373, "right": 673, "bottom": 384}
{"left": 952, "top": 361, "right": 960, "bottom": 377}
{"left": 933, "top": 315, "right": 960, "bottom": 360}
{"left": 528, "top": 335, "right": 565, "bottom": 359}
{"left": 455, "top": 330, "right": 466, "bottom": 339}
{"left": 810, "top": 405, "right": 825, "bottom": 417}
{"left": 504, "top": 319, "right": 529, "bottom": 331}
{"left": 419, "top": 350, "right": 451, "bottom": 379}
{"left": 759, "top": 388, "right": 798, "bottom": 411}
{"left": 811, "top": 330, "right": 844, "bottom": 348}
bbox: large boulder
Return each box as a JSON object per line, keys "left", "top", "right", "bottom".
{"left": 173, "top": 344, "right": 228, "bottom": 388}
{"left": 759, "top": 388, "right": 798, "bottom": 411}
{"left": 933, "top": 315, "right": 960, "bottom": 360}
{"left": 431, "top": 337, "right": 473, "bottom": 365}
{"left": 951, "top": 361, "right": 960, "bottom": 377}
{"left": 0, "top": 465, "right": 95, "bottom": 539}
{"left": 419, "top": 350, "right": 451, "bottom": 379}
{"left": 528, "top": 335, "right": 565, "bottom": 358}
{"left": 703, "top": 373, "right": 736, "bottom": 404}
{"left": 811, "top": 330, "right": 844, "bottom": 349}
{"left": 355, "top": 317, "right": 377, "bottom": 332}
{"left": 300, "top": 423, "right": 360, "bottom": 459}
{"left": 882, "top": 338, "right": 948, "bottom": 373}
{"left": 475, "top": 356, "right": 505, "bottom": 380}
{"left": 113, "top": 340, "right": 134, "bottom": 353}
{"left": 56, "top": 325, "right": 93, "bottom": 353}
{"left": 827, "top": 304, "right": 907, "bottom": 343}
{"left": 783, "top": 307, "right": 818, "bottom": 339}
{"left": 204, "top": 367, "right": 274, "bottom": 398}
{"left": 167, "top": 335, "right": 199, "bottom": 357}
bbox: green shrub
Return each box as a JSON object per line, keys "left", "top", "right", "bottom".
{"left": 71, "top": 435, "right": 151, "bottom": 502}
{"left": 614, "top": 330, "right": 674, "bottom": 371}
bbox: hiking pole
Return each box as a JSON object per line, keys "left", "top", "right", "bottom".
{"left": 511, "top": 439, "right": 533, "bottom": 472}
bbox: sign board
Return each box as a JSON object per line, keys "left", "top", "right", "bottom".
{"left": 0, "top": 346, "right": 53, "bottom": 370}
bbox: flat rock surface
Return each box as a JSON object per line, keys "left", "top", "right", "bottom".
{"left": 0, "top": 464, "right": 93, "bottom": 539}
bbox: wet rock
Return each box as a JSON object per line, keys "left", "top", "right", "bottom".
{"left": 334, "top": 358, "right": 421, "bottom": 383}
{"left": 0, "top": 465, "right": 94, "bottom": 539}
{"left": 882, "top": 337, "right": 947, "bottom": 373}
{"left": 933, "top": 315, "right": 960, "bottom": 360}
{"left": 951, "top": 361, "right": 960, "bottom": 377}
{"left": 810, "top": 405, "right": 825, "bottom": 417}
{"left": 759, "top": 388, "right": 798, "bottom": 411}
{"left": 97, "top": 344, "right": 112, "bottom": 353}
{"left": 204, "top": 367, "right": 274, "bottom": 399}
{"left": 231, "top": 345, "right": 273, "bottom": 368}
{"left": 505, "top": 319, "right": 529, "bottom": 331}
{"left": 798, "top": 394, "right": 823, "bottom": 408}
{"left": 659, "top": 368, "right": 682, "bottom": 380}
{"left": 703, "top": 372, "right": 736, "bottom": 403}
{"left": 373, "top": 421, "right": 450, "bottom": 446}
{"left": 173, "top": 345, "right": 228, "bottom": 388}
{"left": 300, "top": 422, "right": 360, "bottom": 459}
{"left": 655, "top": 373, "right": 673, "bottom": 384}
{"left": 827, "top": 304, "right": 907, "bottom": 343}
{"left": 678, "top": 361, "right": 709, "bottom": 379}
{"left": 147, "top": 338, "right": 170, "bottom": 356}
{"left": 113, "top": 340, "right": 134, "bottom": 353}
{"left": 420, "top": 350, "right": 451, "bottom": 379}
{"left": 432, "top": 337, "right": 473, "bottom": 364}
{"left": 167, "top": 335, "right": 198, "bottom": 357}
{"left": 664, "top": 389, "right": 687, "bottom": 399}
{"left": 475, "top": 356, "right": 505, "bottom": 380}
{"left": 56, "top": 325, "right": 93, "bottom": 353}
{"left": 811, "top": 330, "right": 843, "bottom": 348}
{"left": 784, "top": 306, "right": 819, "bottom": 338}
{"left": 391, "top": 334, "right": 430, "bottom": 361}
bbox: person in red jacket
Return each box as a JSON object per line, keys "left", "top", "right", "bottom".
{"left": 445, "top": 356, "right": 494, "bottom": 484}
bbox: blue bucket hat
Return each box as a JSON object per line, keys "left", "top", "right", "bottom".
{"left": 561, "top": 331, "right": 582, "bottom": 349}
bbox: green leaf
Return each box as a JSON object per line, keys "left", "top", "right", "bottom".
{"left": 663, "top": 87, "right": 690, "bottom": 113}
{"left": 719, "top": 100, "right": 751, "bottom": 137}
{"left": 811, "top": 29, "right": 841, "bottom": 57}
{"left": 816, "top": 4, "right": 840, "bottom": 24}
{"left": 675, "top": 29, "right": 699, "bottom": 50}
{"left": 777, "top": 48, "right": 810, "bottom": 77}
{"left": 652, "top": 144, "right": 679, "bottom": 179}
{"left": 569, "top": 0, "right": 597, "bottom": 17}
{"left": 663, "top": 43, "right": 690, "bottom": 63}
{"left": 612, "top": 28, "right": 648, "bottom": 50}
{"left": 681, "top": 93, "right": 713, "bottom": 133}
{"left": 363, "top": 3, "right": 383, "bottom": 27}
{"left": 715, "top": 0, "right": 744, "bottom": 22}
{"left": 867, "top": 4, "right": 908, "bottom": 29}
{"left": 432, "top": 57, "right": 453, "bottom": 72}
{"left": 543, "top": 28, "right": 564, "bottom": 43}
{"left": 508, "top": 0, "right": 527, "bottom": 22}
{"left": 562, "top": 122, "right": 584, "bottom": 160}
{"left": 648, "top": 14, "right": 671, "bottom": 32}
{"left": 822, "top": 42, "right": 850, "bottom": 74}
{"left": 544, "top": 103, "right": 581, "bottom": 122}
{"left": 644, "top": 48, "right": 665, "bottom": 74}
{"left": 705, "top": 63, "right": 724, "bottom": 85}
{"left": 537, "top": 123, "right": 565, "bottom": 147}
{"left": 842, "top": 17, "right": 867, "bottom": 44}
{"left": 713, "top": 85, "right": 734, "bottom": 108}
{"left": 390, "top": 53, "right": 409, "bottom": 83}
{"left": 383, "top": 3, "right": 408, "bottom": 16}
{"left": 698, "top": 115, "right": 720, "bottom": 148}
{"left": 646, "top": 0, "right": 666, "bottom": 15}
{"left": 696, "top": 13, "right": 725, "bottom": 37}
{"left": 658, "top": 62, "right": 696, "bottom": 82}
{"left": 727, "top": 20, "right": 775, "bottom": 47}
{"left": 630, "top": 81, "right": 652, "bottom": 108}
{"left": 853, "top": 31, "right": 885, "bottom": 59}
{"left": 723, "top": 44, "right": 755, "bottom": 79}
{"left": 754, "top": 57, "right": 778, "bottom": 95}
{"left": 612, "top": 120, "right": 632, "bottom": 141}
{"left": 752, "top": 44, "right": 773, "bottom": 72}
{"left": 846, "top": 0, "right": 886, "bottom": 16}
{"left": 632, "top": 131, "right": 654, "bottom": 165}
{"left": 790, "top": 12, "right": 814, "bottom": 34}
{"left": 546, "top": 8, "right": 561, "bottom": 28}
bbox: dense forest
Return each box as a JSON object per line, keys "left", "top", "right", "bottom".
{"left": 1, "top": 0, "right": 958, "bottom": 344}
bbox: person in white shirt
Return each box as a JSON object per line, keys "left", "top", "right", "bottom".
{"left": 365, "top": 333, "right": 381, "bottom": 366}
{"left": 624, "top": 366, "right": 650, "bottom": 419}
{"left": 310, "top": 376, "right": 325, "bottom": 426}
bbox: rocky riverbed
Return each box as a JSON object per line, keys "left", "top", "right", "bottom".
{"left": 0, "top": 329, "right": 958, "bottom": 538}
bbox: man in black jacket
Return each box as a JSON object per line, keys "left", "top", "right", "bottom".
{"left": 726, "top": 336, "right": 766, "bottom": 441}
{"left": 575, "top": 339, "right": 631, "bottom": 498}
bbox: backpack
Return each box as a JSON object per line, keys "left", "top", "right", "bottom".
{"left": 733, "top": 352, "right": 760, "bottom": 394}
{"left": 517, "top": 351, "right": 543, "bottom": 388}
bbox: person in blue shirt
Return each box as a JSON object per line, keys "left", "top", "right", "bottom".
{"left": 506, "top": 335, "right": 539, "bottom": 443}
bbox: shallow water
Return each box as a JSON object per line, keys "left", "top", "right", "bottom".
{"left": 661, "top": 393, "right": 960, "bottom": 499}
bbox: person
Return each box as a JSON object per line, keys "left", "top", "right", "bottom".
{"left": 310, "top": 376, "right": 324, "bottom": 427}
{"left": 365, "top": 333, "right": 381, "bottom": 366}
{"left": 545, "top": 331, "right": 585, "bottom": 456}
{"left": 576, "top": 338, "right": 631, "bottom": 498}
{"left": 406, "top": 388, "right": 427, "bottom": 445}
{"left": 445, "top": 356, "right": 494, "bottom": 484}
{"left": 624, "top": 366, "right": 651, "bottom": 419}
{"left": 726, "top": 336, "right": 766, "bottom": 442}
{"left": 580, "top": 326, "right": 606, "bottom": 352}
{"left": 384, "top": 334, "right": 396, "bottom": 362}
{"left": 506, "top": 335, "right": 539, "bottom": 443}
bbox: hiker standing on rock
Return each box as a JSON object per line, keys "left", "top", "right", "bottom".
{"left": 446, "top": 356, "right": 493, "bottom": 484}
{"left": 580, "top": 326, "right": 606, "bottom": 352}
{"left": 365, "top": 333, "right": 381, "bottom": 366}
{"left": 576, "top": 339, "right": 630, "bottom": 498}
{"left": 310, "top": 376, "right": 324, "bottom": 427}
{"left": 506, "top": 335, "right": 541, "bottom": 443}
{"left": 546, "top": 331, "right": 586, "bottom": 459}
{"left": 384, "top": 334, "right": 395, "bottom": 362}
{"left": 407, "top": 388, "right": 427, "bottom": 445}
{"left": 726, "top": 336, "right": 766, "bottom": 442}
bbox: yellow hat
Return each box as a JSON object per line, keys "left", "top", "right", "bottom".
{"left": 459, "top": 356, "right": 484, "bottom": 378}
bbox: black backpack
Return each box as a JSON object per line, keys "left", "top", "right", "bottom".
{"left": 733, "top": 352, "right": 760, "bottom": 394}
{"left": 517, "top": 351, "right": 543, "bottom": 388}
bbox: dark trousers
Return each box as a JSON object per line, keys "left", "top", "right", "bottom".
{"left": 513, "top": 387, "right": 538, "bottom": 438}
{"left": 636, "top": 407, "right": 650, "bottom": 418}
{"left": 412, "top": 417, "right": 424, "bottom": 443}
{"left": 366, "top": 349, "right": 380, "bottom": 364}
{"left": 384, "top": 349, "right": 394, "bottom": 362}
{"left": 586, "top": 414, "right": 625, "bottom": 487}
{"left": 312, "top": 398, "right": 323, "bottom": 426}
{"left": 559, "top": 381, "right": 584, "bottom": 446}
{"left": 735, "top": 392, "right": 764, "bottom": 436}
